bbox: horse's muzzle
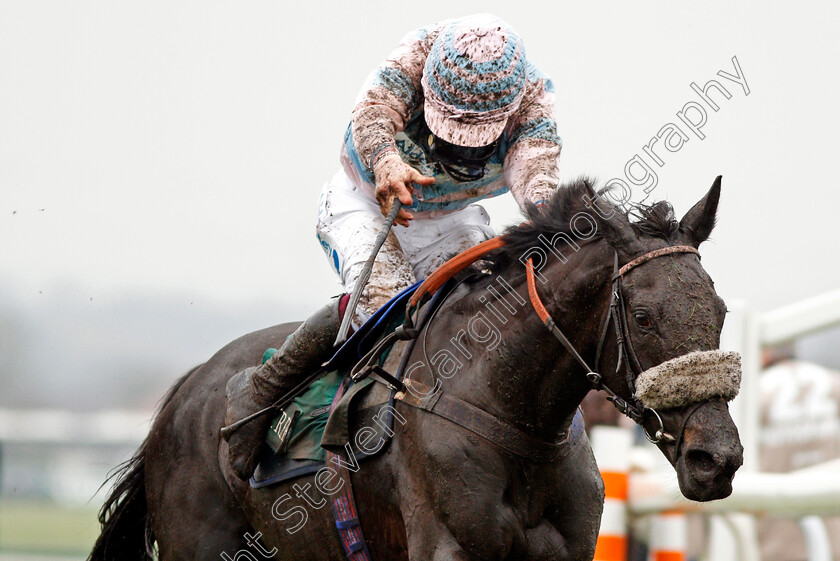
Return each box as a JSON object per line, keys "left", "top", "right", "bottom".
{"left": 674, "top": 399, "right": 744, "bottom": 501}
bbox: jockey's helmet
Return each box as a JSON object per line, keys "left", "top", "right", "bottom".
{"left": 422, "top": 14, "right": 527, "bottom": 152}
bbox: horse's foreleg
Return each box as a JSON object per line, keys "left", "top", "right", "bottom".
{"left": 542, "top": 438, "right": 604, "bottom": 561}
{"left": 402, "top": 505, "right": 475, "bottom": 561}
{"left": 394, "top": 415, "right": 516, "bottom": 561}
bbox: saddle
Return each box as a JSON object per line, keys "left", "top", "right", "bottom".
{"left": 250, "top": 279, "right": 452, "bottom": 489}
{"left": 250, "top": 236, "right": 514, "bottom": 489}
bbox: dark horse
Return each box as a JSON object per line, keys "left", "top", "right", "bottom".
{"left": 90, "top": 178, "right": 742, "bottom": 561}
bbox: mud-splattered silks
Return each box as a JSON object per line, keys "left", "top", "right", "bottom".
{"left": 341, "top": 13, "right": 562, "bottom": 217}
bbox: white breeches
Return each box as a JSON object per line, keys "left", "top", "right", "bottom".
{"left": 316, "top": 169, "right": 496, "bottom": 320}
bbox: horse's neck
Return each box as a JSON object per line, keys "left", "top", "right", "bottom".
{"left": 431, "top": 242, "right": 614, "bottom": 441}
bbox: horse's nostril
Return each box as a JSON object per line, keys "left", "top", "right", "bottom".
{"left": 686, "top": 449, "right": 717, "bottom": 475}
{"left": 722, "top": 451, "right": 743, "bottom": 478}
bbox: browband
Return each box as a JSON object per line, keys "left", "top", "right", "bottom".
{"left": 618, "top": 245, "right": 699, "bottom": 277}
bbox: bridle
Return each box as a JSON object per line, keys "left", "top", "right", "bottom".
{"left": 346, "top": 240, "right": 716, "bottom": 463}
{"left": 525, "top": 245, "right": 701, "bottom": 445}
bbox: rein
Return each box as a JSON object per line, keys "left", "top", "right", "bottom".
{"left": 526, "top": 245, "right": 701, "bottom": 444}
{"left": 352, "top": 273, "right": 576, "bottom": 463}
{"left": 357, "top": 238, "right": 711, "bottom": 462}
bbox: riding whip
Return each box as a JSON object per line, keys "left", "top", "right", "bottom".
{"left": 221, "top": 200, "right": 404, "bottom": 440}
{"left": 334, "top": 199, "right": 403, "bottom": 347}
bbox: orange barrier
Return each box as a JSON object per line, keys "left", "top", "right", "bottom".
{"left": 592, "top": 426, "right": 633, "bottom": 561}
{"left": 647, "top": 511, "right": 687, "bottom": 561}
{"left": 594, "top": 534, "right": 627, "bottom": 561}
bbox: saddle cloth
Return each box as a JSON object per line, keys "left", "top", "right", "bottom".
{"left": 250, "top": 281, "right": 426, "bottom": 489}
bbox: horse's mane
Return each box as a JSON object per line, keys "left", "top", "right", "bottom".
{"left": 481, "top": 177, "right": 680, "bottom": 274}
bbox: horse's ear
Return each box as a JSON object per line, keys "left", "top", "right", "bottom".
{"left": 679, "top": 176, "right": 721, "bottom": 247}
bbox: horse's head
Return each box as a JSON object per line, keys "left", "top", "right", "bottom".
{"left": 592, "top": 176, "right": 743, "bottom": 501}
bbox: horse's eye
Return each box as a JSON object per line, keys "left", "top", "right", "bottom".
{"left": 634, "top": 311, "right": 652, "bottom": 327}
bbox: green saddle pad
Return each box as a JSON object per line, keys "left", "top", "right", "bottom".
{"left": 264, "top": 365, "right": 342, "bottom": 463}
{"left": 262, "top": 302, "right": 408, "bottom": 463}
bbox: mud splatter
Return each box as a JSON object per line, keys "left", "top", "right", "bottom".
{"left": 355, "top": 231, "right": 415, "bottom": 321}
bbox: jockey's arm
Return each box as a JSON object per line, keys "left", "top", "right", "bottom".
{"left": 350, "top": 26, "right": 439, "bottom": 226}
{"left": 504, "top": 74, "right": 563, "bottom": 212}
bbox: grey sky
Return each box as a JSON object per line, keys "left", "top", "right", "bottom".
{"left": 1, "top": 1, "right": 839, "bottom": 406}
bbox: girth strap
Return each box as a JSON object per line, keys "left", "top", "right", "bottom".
{"left": 326, "top": 381, "right": 373, "bottom": 561}
{"left": 394, "top": 378, "right": 573, "bottom": 462}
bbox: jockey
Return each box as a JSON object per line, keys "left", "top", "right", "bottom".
{"left": 224, "top": 13, "right": 563, "bottom": 480}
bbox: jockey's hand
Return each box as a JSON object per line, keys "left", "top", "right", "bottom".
{"left": 374, "top": 154, "right": 435, "bottom": 227}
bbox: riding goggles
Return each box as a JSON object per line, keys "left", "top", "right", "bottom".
{"left": 422, "top": 121, "right": 500, "bottom": 182}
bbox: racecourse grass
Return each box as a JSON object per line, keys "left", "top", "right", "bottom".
{"left": 0, "top": 499, "right": 98, "bottom": 557}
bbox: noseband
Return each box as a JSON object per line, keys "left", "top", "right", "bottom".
{"left": 526, "top": 245, "right": 702, "bottom": 444}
